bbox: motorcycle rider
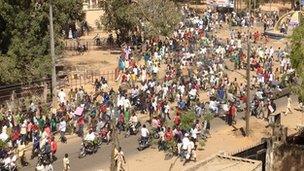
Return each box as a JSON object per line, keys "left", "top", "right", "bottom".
{"left": 31, "top": 132, "right": 40, "bottom": 159}
{"left": 84, "top": 130, "right": 97, "bottom": 148}
{"left": 140, "top": 124, "right": 149, "bottom": 144}
{"left": 100, "top": 124, "right": 111, "bottom": 144}
{"left": 3, "top": 151, "right": 17, "bottom": 170}
{"left": 129, "top": 113, "right": 139, "bottom": 134}
{"left": 40, "top": 141, "right": 52, "bottom": 164}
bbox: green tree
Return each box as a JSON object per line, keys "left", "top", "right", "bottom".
{"left": 0, "top": 0, "right": 84, "bottom": 85}
{"left": 101, "top": 0, "right": 181, "bottom": 41}
{"left": 290, "top": 17, "right": 304, "bottom": 102}
{"left": 180, "top": 110, "right": 196, "bottom": 131}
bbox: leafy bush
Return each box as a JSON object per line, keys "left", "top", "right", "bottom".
{"left": 0, "top": 140, "right": 7, "bottom": 149}
{"left": 203, "top": 111, "right": 213, "bottom": 122}
{"left": 180, "top": 110, "right": 196, "bottom": 131}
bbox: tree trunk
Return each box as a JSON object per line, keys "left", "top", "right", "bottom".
{"left": 43, "top": 80, "right": 48, "bottom": 103}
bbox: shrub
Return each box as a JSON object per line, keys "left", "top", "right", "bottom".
{"left": 180, "top": 110, "right": 196, "bottom": 131}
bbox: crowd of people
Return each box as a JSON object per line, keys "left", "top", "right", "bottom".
{"left": 0, "top": 4, "right": 296, "bottom": 171}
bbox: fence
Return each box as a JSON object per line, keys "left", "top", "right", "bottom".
{"left": 0, "top": 79, "right": 51, "bottom": 105}
{"left": 0, "top": 70, "right": 116, "bottom": 105}
{"left": 64, "top": 38, "right": 110, "bottom": 53}
{"left": 57, "top": 70, "right": 116, "bottom": 90}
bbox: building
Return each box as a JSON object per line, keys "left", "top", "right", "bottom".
{"left": 83, "top": 0, "right": 104, "bottom": 28}
{"left": 83, "top": 0, "right": 103, "bottom": 10}
{"left": 184, "top": 154, "right": 262, "bottom": 171}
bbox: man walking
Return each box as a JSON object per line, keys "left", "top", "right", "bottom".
{"left": 59, "top": 119, "right": 67, "bottom": 143}
{"left": 114, "top": 147, "right": 126, "bottom": 171}
{"left": 285, "top": 95, "right": 292, "bottom": 115}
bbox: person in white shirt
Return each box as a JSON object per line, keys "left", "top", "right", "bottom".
{"left": 189, "top": 88, "right": 197, "bottom": 100}
{"left": 4, "top": 153, "right": 17, "bottom": 168}
{"left": 58, "top": 89, "right": 66, "bottom": 105}
{"left": 182, "top": 133, "right": 190, "bottom": 151}
{"left": 84, "top": 130, "right": 96, "bottom": 142}
{"left": 209, "top": 100, "right": 219, "bottom": 114}
{"left": 140, "top": 125, "right": 149, "bottom": 143}
{"left": 0, "top": 126, "right": 9, "bottom": 142}
{"left": 129, "top": 114, "right": 138, "bottom": 125}
{"left": 123, "top": 98, "right": 131, "bottom": 111}
{"left": 58, "top": 119, "right": 67, "bottom": 143}
{"left": 190, "top": 127, "right": 200, "bottom": 142}
{"left": 129, "top": 113, "right": 139, "bottom": 132}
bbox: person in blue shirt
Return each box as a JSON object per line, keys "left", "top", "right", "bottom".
{"left": 31, "top": 132, "right": 40, "bottom": 159}
{"left": 178, "top": 100, "right": 187, "bottom": 110}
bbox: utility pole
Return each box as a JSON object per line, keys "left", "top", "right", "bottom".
{"left": 49, "top": 0, "right": 57, "bottom": 104}
{"left": 245, "top": 0, "right": 251, "bottom": 136}
{"left": 110, "top": 99, "right": 120, "bottom": 171}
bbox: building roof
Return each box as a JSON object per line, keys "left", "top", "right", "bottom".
{"left": 184, "top": 154, "right": 262, "bottom": 171}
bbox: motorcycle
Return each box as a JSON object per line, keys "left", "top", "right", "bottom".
{"left": 151, "top": 128, "right": 160, "bottom": 139}
{"left": 137, "top": 137, "right": 150, "bottom": 151}
{"left": 37, "top": 152, "right": 52, "bottom": 166}
{"left": 125, "top": 122, "right": 141, "bottom": 138}
{"left": 0, "top": 158, "right": 17, "bottom": 171}
{"left": 97, "top": 129, "right": 111, "bottom": 145}
{"left": 78, "top": 141, "right": 98, "bottom": 158}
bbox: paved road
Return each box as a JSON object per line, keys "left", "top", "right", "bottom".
{"left": 22, "top": 95, "right": 293, "bottom": 171}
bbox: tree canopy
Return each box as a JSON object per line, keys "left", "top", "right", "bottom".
{"left": 101, "top": 0, "right": 182, "bottom": 39}
{"left": 0, "top": 0, "right": 84, "bottom": 85}
{"left": 290, "top": 18, "right": 304, "bottom": 101}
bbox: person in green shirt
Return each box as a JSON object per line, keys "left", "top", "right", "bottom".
{"left": 124, "top": 109, "right": 130, "bottom": 124}
{"left": 38, "top": 118, "right": 45, "bottom": 131}
{"left": 50, "top": 116, "right": 58, "bottom": 133}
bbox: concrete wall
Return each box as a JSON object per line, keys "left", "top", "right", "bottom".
{"left": 272, "top": 144, "right": 304, "bottom": 171}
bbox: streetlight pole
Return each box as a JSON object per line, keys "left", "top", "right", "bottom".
{"left": 245, "top": 0, "right": 251, "bottom": 136}
{"left": 110, "top": 100, "right": 120, "bottom": 171}
{"left": 49, "top": 0, "right": 57, "bottom": 104}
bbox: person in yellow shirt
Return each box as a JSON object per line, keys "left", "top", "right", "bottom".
{"left": 17, "top": 142, "right": 28, "bottom": 166}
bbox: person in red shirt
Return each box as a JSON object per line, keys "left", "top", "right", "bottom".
{"left": 11, "top": 127, "right": 20, "bottom": 148}
{"left": 77, "top": 116, "right": 85, "bottom": 137}
{"left": 256, "top": 65, "right": 263, "bottom": 75}
{"left": 31, "top": 123, "right": 39, "bottom": 133}
{"left": 27, "top": 121, "right": 33, "bottom": 142}
{"left": 173, "top": 113, "right": 181, "bottom": 126}
{"left": 227, "top": 102, "right": 237, "bottom": 126}
{"left": 164, "top": 127, "right": 173, "bottom": 142}
{"left": 50, "top": 136, "right": 57, "bottom": 161}
{"left": 117, "top": 113, "right": 125, "bottom": 133}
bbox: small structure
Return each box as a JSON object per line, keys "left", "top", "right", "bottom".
{"left": 83, "top": 0, "right": 103, "bottom": 10}
{"left": 184, "top": 154, "right": 262, "bottom": 171}
{"left": 265, "top": 11, "right": 303, "bottom": 38}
